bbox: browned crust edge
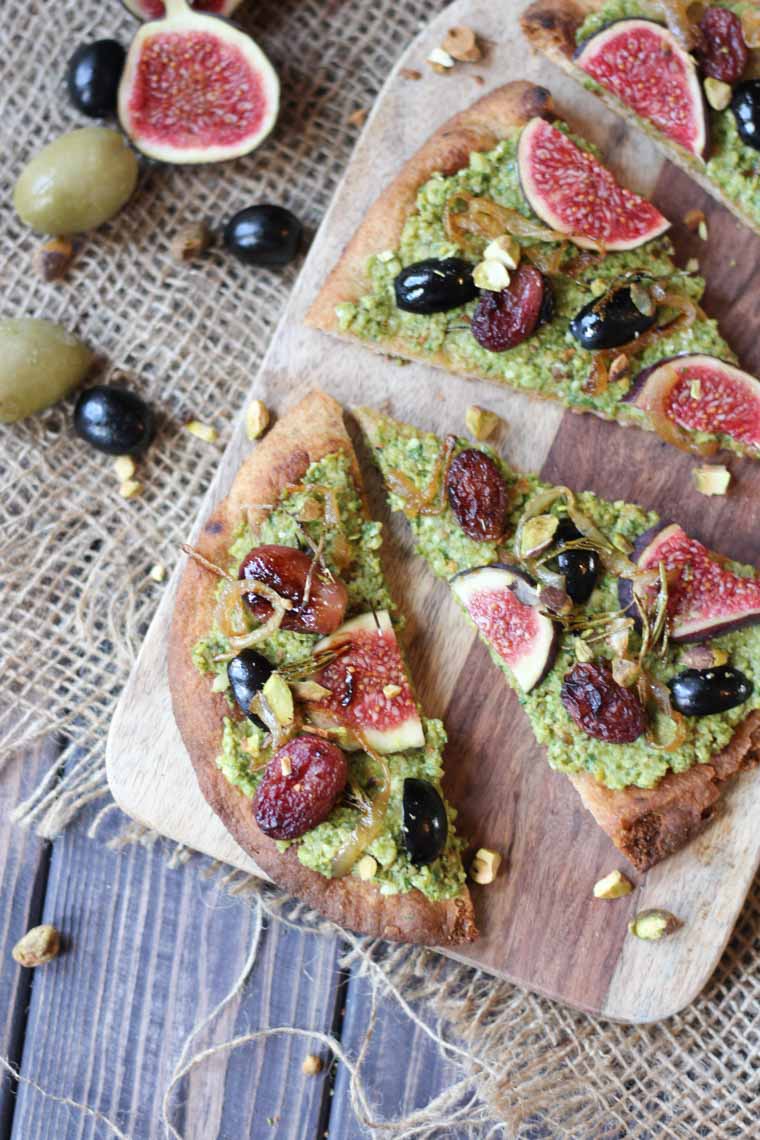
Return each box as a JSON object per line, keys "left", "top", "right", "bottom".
{"left": 305, "top": 80, "right": 554, "bottom": 341}
{"left": 167, "top": 390, "right": 476, "bottom": 946}
{"left": 570, "top": 711, "right": 760, "bottom": 871}
{"left": 520, "top": 0, "right": 760, "bottom": 236}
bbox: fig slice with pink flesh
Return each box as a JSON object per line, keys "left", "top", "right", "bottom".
{"left": 450, "top": 564, "right": 558, "bottom": 692}
{"left": 118, "top": 0, "right": 279, "bottom": 164}
{"left": 575, "top": 19, "right": 708, "bottom": 159}
{"left": 122, "top": 0, "right": 242, "bottom": 18}
{"left": 516, "top": 117, "right": 670, "bottom": 251}
{"left": 626, "top": 354, "right": 760, "bottom": 454}
{"left": 619, "top": 523, "right": 760, "bottom": 642}
{"left": 306, "top": 611, "right": 425, "bottom": 755}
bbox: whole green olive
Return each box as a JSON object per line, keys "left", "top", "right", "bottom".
{"left": 13, "top": 127, "right": 139, "bottom": 235}
{"left": 0, "top": 319, "right": 93, "bottom": 422}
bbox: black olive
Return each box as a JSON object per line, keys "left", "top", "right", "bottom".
{"left": 73, "top": 385, "right": 154, "bottom": 456}
{"left": 668, "top": 665, "right": 753, "bottom": 717}
{"left": 394, "top": 257, "right": 477, "bottom": 315}
{"left": 731, "top": 80, "right": 760, "bottom": 152}
{"left": 401, "top": 778, "right": 448, "bottom": 866}
{"left": 66, "top": 40, "right": 126, "bottom": 118}
{"left": 569, "top": 281, "right": 656, "bottom": 350}
{"left": 223, "top": 205, "right": 303, "bottom": 267}
{"left": 227, "top": 650, "right": 273, "bottom": 727}
{"left": 554, "top": 519, "right": 599, "bottom": 606}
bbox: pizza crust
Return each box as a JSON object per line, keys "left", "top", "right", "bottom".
{"left": 306, "top": 80, "right": 554, "bottom": 354}
{"left": 168, "top": 390, "right": 477, "bottom": 946}
{"left": 520, "top": 0, "right": 760, "bottom": 237}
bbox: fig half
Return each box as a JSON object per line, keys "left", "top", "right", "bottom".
{"left": 118, "top": 0, "right": 279, "bottom": 164}
{"left": 122, "top": 1, "right": 242, "bottom": 20}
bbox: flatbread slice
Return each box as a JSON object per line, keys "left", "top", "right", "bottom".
{"left": 521, "top": 0, "right": 760, "bottom": 235}
{"left": 357, "top": 406, "right": 760, "bottom": 871}
{"left": 307, "top": 80, "right": 759, "bottom": 460}
{"left": 169, "top": 390, "right": 476, "bottom": 945}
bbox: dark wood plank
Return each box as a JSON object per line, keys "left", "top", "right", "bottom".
{"left": 10, "top": 804, "right": 344, "bottom": 1140}
{"left": 0, "top": 739, "right": 58, "bottom": 1139}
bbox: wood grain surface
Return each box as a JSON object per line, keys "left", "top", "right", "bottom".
{"left": 107, "top": 0, "right": 760, "bottom": 1023}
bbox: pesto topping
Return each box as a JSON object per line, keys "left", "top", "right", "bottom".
{"left": 191, "top": 449, "right": 466, "bottom": 901}
{"left": 337, "top": 123, "right": 743, "bottom": 451}
{"left": 575, "top": 0, "right": 760, "bottom": 231}
{"left": 362, "top": 412, "right": 760, "bottom": 791}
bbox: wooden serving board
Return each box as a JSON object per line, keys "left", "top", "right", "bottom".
{"left": 106, "top": 0, "right": 760, "bottom": 1022}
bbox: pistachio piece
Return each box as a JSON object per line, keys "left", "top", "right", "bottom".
{"left": 355, "top": 854, "right": 378, "bottom": 881}
{"left": 608, "top": 353, "right": 629, "bottom": 385}
{"left": 698, "top": 219, "right": 708, "bottom": 242}
{"left": 262, "top": 673, "right": 294, "bottom": 726}
{"left": 611, "top": 657, "right": 639, "bottom": 688}
{"left": 593, "top": 869, "right": 633, "bottom": 899}
{"left": 484, "top": 234, "right": 520, "bottom": 269}
{"left": 465, "top": 404, "right": 501, "bottom": 440}
{"left": 703, "top": 77, "right": 732, "bottom": 111}
{"left": 12, "top": 924, "right": 61, "bottom": 967}
{"left": 113, "top": 454, "right": 136, "bottom": 482}
{"left": 682, "top": 643, "right": 728, "bottom": 669}
{"left": 685, "top": 257, "right": 699, "bottom": 274}
{"left": 574, "top": 639, "right": 594, "bottom": 663}
{"left": 520, "top": 513, "right": 559, "bottom": 558}
{"left": 245, "top": 399, "right": 270, "bottom": 441}
{"left": 302, "top": 1054, "right": 324, "bottom": 1076}
{"left": 470, "top": 848, "right": 502, "bottom": 884}
{"left": 628, "top": 908, "right": 682, "bottom": 940}
{"left": 119, "top": 478, "right": 143, "bottom": 499}
{"left": 473, "top": 258, "right": 510, "bottom": 292}
{"left": 693, "top": 464, "right": 731, "bottom": 497}
{"left": 427, "top": 46, "right": 455, "bottom": 71}
{"left": 149, "top": 563, "right": 166, "bottom": 583}
{"left": 441, "top": 25, "right": 482, "bottom": 62}
{"left": 382, "top": 683, "right": 402, "bottom": 699}
{"left": 185, "top": 420, "right": 218, "bottom": 443}
{"left": 629, "top": 281, "right": 655, "bottom": 317}
{"left": 292, "top": 680, "right": 331, "bottom": 702}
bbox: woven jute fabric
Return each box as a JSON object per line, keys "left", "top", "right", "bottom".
{"left": 1, "top": 2, "right": 758, "bottom": 1136}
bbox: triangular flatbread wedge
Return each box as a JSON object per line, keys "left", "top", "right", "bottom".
{"left": 308, "top": 80, "right": 760, "bottom": 459}
{"left": 169, "top": 391, "right": 476, "bottom": 945}
{"left": 521, "top": 1, "right": 760, "bottom": 236}
{"left": 357, "top": 406, "right": 760, "bottom": 871}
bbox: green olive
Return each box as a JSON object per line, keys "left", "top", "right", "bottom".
{"left": 0, "top": 319, "right": 93, "bottom": 422}
{"left": 13, "top": 128, "right": 139, "bottom": 235}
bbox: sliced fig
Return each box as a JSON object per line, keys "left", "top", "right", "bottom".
{"left": 450, "top": 564, "right": 558, "bottom": 693}
{"left": 118, "top": 0, "right": 279, "bottom": 164}
{"left": 307, "top": 611, "right": 425, "bottom": 754}
{"left": 575, "top": 19, "right": 708, "bottom": 159}
{"left": 516, "top": 117, "right": 670, "bottom": 251}
{"left": 122, "top": 1, "right": 242, "bottom": 19}
{"left": 620, "top": 522, "right": 760, "bottom": 642}
{"left": 626, "top": 354, "right": 760, "bottom": 452}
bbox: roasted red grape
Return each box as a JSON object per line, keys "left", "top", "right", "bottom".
{"left": 254, "top": 734, "right": 348, "bottom": 839}
{"left": 239, "top": 544, "right": 348, "bottom": 635}
{"left": 446, "top": 449, "right": 509, "bottom": 541}
{"left": 560, "top": 661, "right": 647, "bottom": 743}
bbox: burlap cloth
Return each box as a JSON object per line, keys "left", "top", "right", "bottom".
{"left": 1, "top": 1, "right": 758, "bottom": 1136}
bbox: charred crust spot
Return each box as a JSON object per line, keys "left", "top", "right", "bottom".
{"left": 205, "top": 519, "right": 223, "bottom": 535}
{"left": 521, "top": 85, "right": 553, "bottom": 122}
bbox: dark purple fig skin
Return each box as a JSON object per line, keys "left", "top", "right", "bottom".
{"left": 573, "top": 19, "right": 710, "bottom": 160}
{"left": 624, "top": 353, "right": 739, "bottom": 405}
{"left": 451, "top": 562, "right": 560, "bottom": 687}
{"left": 618, "top": 522, "right": 760, "bottom": 642}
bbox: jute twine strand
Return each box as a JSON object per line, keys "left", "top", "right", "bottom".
{"left": 2, "top": 0, "right": 760, "bottom": 1136}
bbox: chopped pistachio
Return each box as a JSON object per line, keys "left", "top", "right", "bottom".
{"left": 682, "top": 644, "right": 728, "bottom": 669}
{"left": 119, "top": 479, "right": 143, "bottom": 500}
{"left": 382, "top": 683, "right": 402, "bottom": 699}
{"left": 302, "top": 1054, "right": 324, "bottom": 1076}
{"left": 262, "top": 673, "right": 294, "bottom": 726}
{"left": 185, "top": 420, "right": 218, "bottom": 444}
{"left": 608, "top": 354, "right": 630, "bottom": 385}
{"left": 484, "top": 234, "right": 520, "bottom": 269}
{"left": 280, "top": 753, "right": 292, "bottom": 777}
{"left": 689, "top": 379, "right": 702, "bottom": 400}
{"left": 12, "top": 924, "right": 61, "bottom": 968}
{"left": 465, "top": 404, "right": 501, "bottom": 440}
{"left": 590, "top": 278, "right": 607, "bottom": 297}
{"left": 575, "top": 639, "right": 594, "bottom": 663}
{"left": 246, "top": 399, "right": 270, "bottom": 441}
{"left": 520, "top": 513, "right": 559, "bottom": 558}
{"left": 170, "top": 221, "right": 212, "bottom": 263}
{"left": 427, "top": 46, "right": 455, "bottom": 70}
{"left": 693, "top": 464, "right": 731, "bottom": 497}
{"left": 470, "top": 848, "right": 502, "bottom": 884}
{"left": 355, "top": 854, "right": 378, "bottom": 881}
{"left": 149, "top": 563, "right": 166, "bottom": 583}
{"left": 473, "top": 259, "right": 510, "bottom": 292}
{"left": 612, "top": 657, "right": 639, "bottom": 688}
{"left": 685, "top": 257, "right": 699, "bottom": 274}
{"left": 113, "top": 454, "right": 136, "bottom": 482}
{"left": 704, "top": 77, "right": 732, "bottom": 111}
{"left": 684, "top": 208, "right": 705, "bottom": 231}
{"left": 442, "top": 25, "right": 481, "bottom": 62}
{"left": 292, "top": 680, "right": 331, "bottom": 701}
{"left": 211, "top": 672, "right": 230, "bottom": 693}
{"left": 593, "top": 869, "right": 634, "bottom": 899}
{"left": 630, "top": 281, "right": 654, "bottom": 317}
{"left": 628, "top": 909, "right": 682, "bottom": 940}
{"left": 698, "top": 219, "right": 708, "bottom": 242}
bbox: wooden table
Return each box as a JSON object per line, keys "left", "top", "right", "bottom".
{"left": 1, "top": 741, "right": 457, "bottom": 1138}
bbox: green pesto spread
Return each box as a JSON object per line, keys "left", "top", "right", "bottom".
{"left": 336, "top": 123, "right": 742, "bottom": 452}
{"left": 361, "top": 411, "right": 760, "bottom": 791}
{"left": 575, "top": 0, "right": 760, "bottom": 231}
{"left": 191, "top": 449, "right": 466, "bottom": 901}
